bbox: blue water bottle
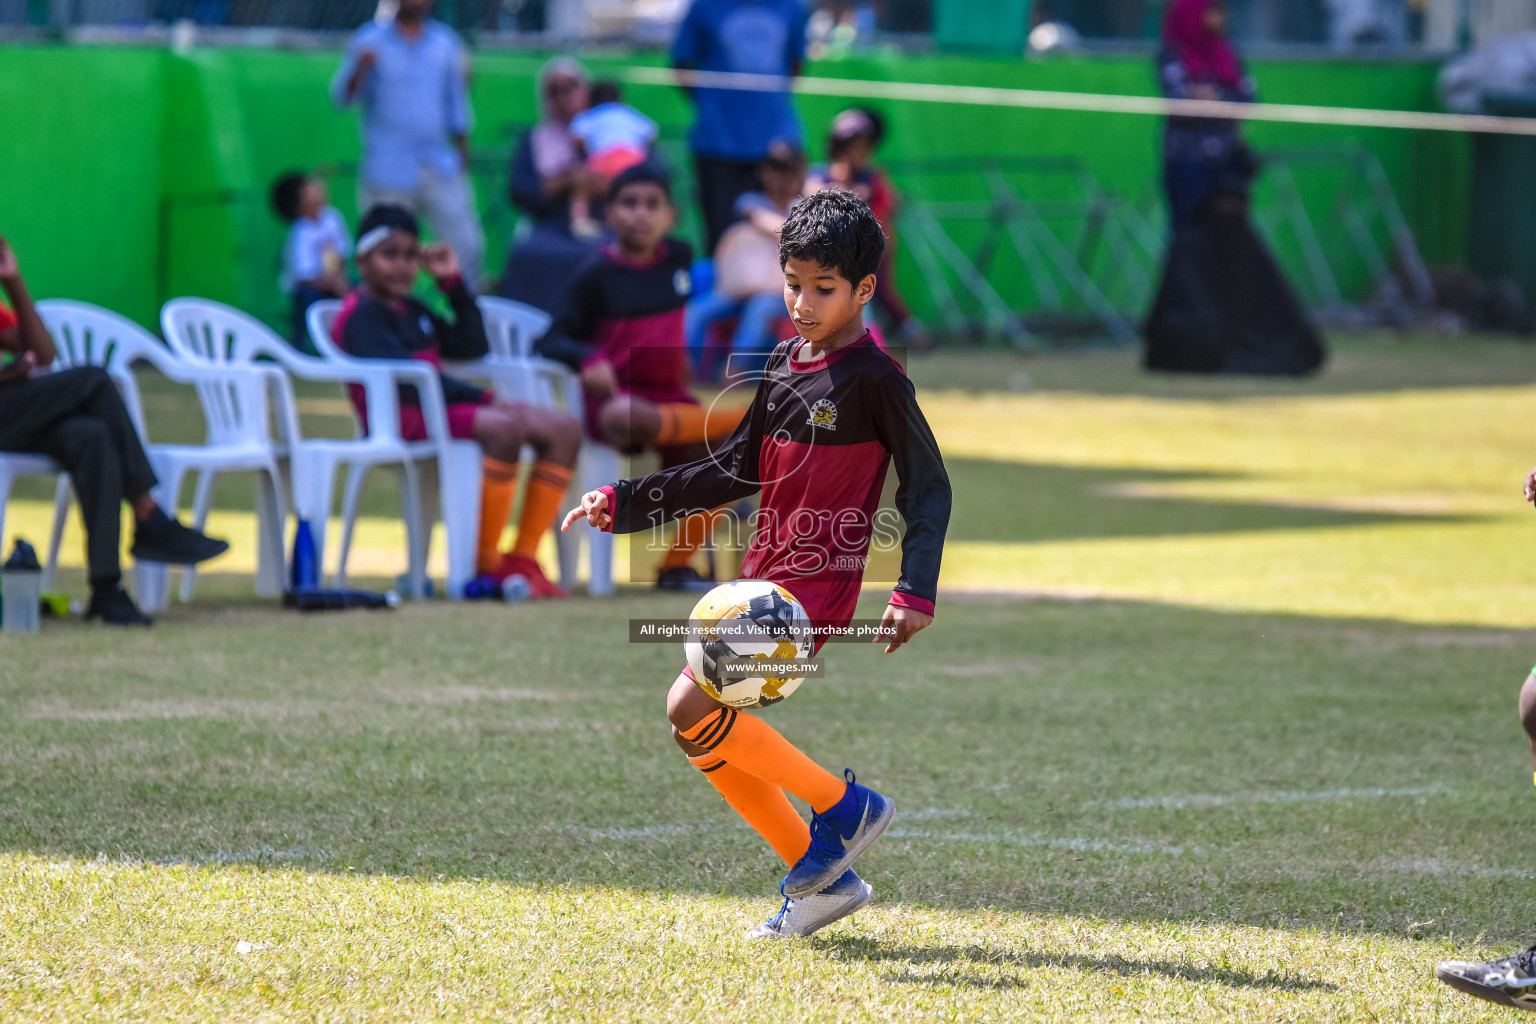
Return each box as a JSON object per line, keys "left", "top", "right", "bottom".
{"left": 290, "top": 519, "right": 318, "bottom": 591}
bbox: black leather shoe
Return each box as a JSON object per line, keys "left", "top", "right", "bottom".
{"left": 86, "top": 585, "right": 152, "bottom": 627}
{"left": 130, "top": 509, "right": 229, "bottom": 565}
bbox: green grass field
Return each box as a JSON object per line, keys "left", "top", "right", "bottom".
{"left": 3, "top": 333, "right": 1536, "bottom": 1021}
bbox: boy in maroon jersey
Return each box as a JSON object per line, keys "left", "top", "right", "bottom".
{"left": 539, "top": 164, "right": 745, "bottom": 591}
{"left": 562, "top": 188, "right": 951, "bottom": 937}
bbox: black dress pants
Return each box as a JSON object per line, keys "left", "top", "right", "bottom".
{"left": 0, "top": 367, "right": 158, "bottom": 585}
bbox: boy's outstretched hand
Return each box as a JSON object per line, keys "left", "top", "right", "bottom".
{"left": 1525, "top": 466, "right": 1536, "bottom": 505}
{"left": 877, "top": 603, "right": 932, "bottom": 654}
{"left": 561, "top": 489, "right": 611, "bottom": 532}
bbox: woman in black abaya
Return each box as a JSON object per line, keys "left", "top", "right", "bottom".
{"left": 1143, "top": 0, "right": 1324, "bottom": 376}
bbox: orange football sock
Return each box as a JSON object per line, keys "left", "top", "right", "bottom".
{"left": 659, "top": 505, "right": 726, "bottom": 572}
{"left": 682, "top": 708, "right": 847, "bottom": 814}
{"left": 477, "top": 457, "right": 519, "bottom": 574}
{"left": 688, "top": 752, "right": 810, "bottom": 865}
{"left": 510, "top": 461, "right": 572, "bottom": 559}
{"left": 654, "top": 402, "right": 746, "bottom": 447}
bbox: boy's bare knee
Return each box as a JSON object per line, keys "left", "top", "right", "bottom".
{"left": 598, "top": 398, "right": 637, "bottom": 450}
{"left": 480, "top": 415, "right": 524, "bottom": 462}
{"left": 546, "top": 411, "right": 582, "bottom": 462}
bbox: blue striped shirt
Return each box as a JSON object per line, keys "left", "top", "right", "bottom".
{"left": 331, "top": 18, "right": 473, "bottom": 191}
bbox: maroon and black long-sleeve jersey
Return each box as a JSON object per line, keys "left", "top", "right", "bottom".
{"left": 335, "top": 277, "right": 491, "bottom": 429}
{"left": 537, "top": 239, "right": 695, "bottom": 406}
{"left": 598, "top": 333, "right": 951, "bottom": 628}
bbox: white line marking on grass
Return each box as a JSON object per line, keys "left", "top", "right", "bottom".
{"left": 158, "top": 846, "right": 332, "bottom": 866}
{"left": 1087, "top": 785, "right": 1450, "bottom": 811}
{"left": 570, "top": 816, "right": 1192, "bottom": 857}
{"left": 1382, "top": 858, "right": 1536, "bottom": 880}
{"left": 889, "top": 828, "right": 1196, "bottom": 857}
{"left": 577, "top": 823, "right": 715, "bottom": 841}
{"left": 900, "top": 808, "right": 974, "bottom": 821}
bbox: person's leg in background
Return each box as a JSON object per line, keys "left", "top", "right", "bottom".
{"left": 38, "top": 415, "right": 133, "bottom": 617}
{"left": 728, "top": 291, "right": 790, "bottom": 375}
{"left": 684, "top": 289, "right": 744, "bottom": 378}
{"left": 358, "top": 181, "right": 419, "bottom": 221}
{"left": 419, "top": 165, "right": 486, "bottom": 292}
{"left": 1163, "top": 156, "right": 1211, "bottom": 235}
{"left": 693, "top": 155, "right": 761, "bottom": 255}
{"left": 289, "top": 284, "right": 328, "bottom": 356}
{"left": 0, "top": 367, "right": 227, "bottom": 625}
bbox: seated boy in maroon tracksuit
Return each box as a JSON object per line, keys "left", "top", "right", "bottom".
{"left": 537, "top": 164, "right": 744, "bottom": 591}
{"left": 562, "top": 188, "right": 952, "bottom": 939}
{"left": 336, "top": 204, "right": 581, "bottom": 596}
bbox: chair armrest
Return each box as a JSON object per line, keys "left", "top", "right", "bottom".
{"left": 351, "top": 357, "right": 452, "bottom": 445}
{"left": 528, "top": 357, "right": 584, "bottom": 418}
{"left": 442, "top": 356, "right": 527, "bottom": 404}
{"left": 260, "top": 354, "right": 416, "bottom": 444}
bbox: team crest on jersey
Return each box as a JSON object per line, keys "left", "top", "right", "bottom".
{"left": 419, "top": 314, "right": 435, "bottom": 336}
{"left": 807, "top": 398, "right": 837, "bottom": 431}
{"left": 673, "top": 269, "right": 692, "bottom": 297}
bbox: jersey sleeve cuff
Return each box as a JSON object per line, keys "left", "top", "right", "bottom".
{"left": 889, "top": 591, "right": 934, "bottom": 617}
{"left": 597, "top": 484, "right": 618, "bottom": 533}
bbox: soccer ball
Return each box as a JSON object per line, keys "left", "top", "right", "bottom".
{"left": 684, "top": 580, "right": 815, "bottom": 709}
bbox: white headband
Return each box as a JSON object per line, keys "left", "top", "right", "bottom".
{"left": 356, "top": 225, "right": 394, "bottom": 257}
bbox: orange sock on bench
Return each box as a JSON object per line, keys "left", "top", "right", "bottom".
{"left": 477, "top": 457, "right": 519, "bottom": 574}
{"left": 688, "top": 752, "right": 810, "bottom": 865}
{"left": 511, "top": 461, "right": 572, "bottom": 560}
{"left": 655, "top": 402, "right": 746, "bottom": 447}
{"left": 682, "top": 707, "right": 847, "bottom": 814}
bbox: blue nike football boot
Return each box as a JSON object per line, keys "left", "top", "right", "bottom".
{"left": 781, "top": 769, "right": 895, "bottom": 898}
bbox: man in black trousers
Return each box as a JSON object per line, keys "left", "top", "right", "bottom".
{"left": 0, "top": 238, "right": 228, "bottom": 626}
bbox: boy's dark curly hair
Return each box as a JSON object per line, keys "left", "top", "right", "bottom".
{"left": 778, "top": 187, "right": 885, "bottom": 286}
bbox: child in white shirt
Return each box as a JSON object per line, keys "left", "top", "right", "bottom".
{"left": 568, "top": 81, "right": 658, "bottom": 238}
{"left": 272, "top": 172, "right": 353, "bottom": 352}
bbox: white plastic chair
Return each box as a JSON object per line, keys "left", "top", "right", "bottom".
{"left": 34, "top": 299, "right": 282, "bottom": 611}
{"left": 302, "top": 299, "right": 483, "bottom": 600}
{"left": 162, "top": 298, "right": 440, "bottom": 599}
{"left": 472, "top": 296, "right": 619, "bottom": 597}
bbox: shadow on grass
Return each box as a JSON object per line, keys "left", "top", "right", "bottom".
{"left": 821, "top": 937, "right": 1337, "bottom": 993}
{"left": 941, "top": 457, "right": 1460, "bottom": 545}
{"left": 1, "top": 592, "right": 1533, "bottom": 942}
{"left": 907, "top": 334, "right": 1536, "bottom": 400}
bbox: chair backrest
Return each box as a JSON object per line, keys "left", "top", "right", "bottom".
{"left": 156, "top": 298, "right": 289, "bottom": 447}
{"left": 160, "top": 297, "right": 293, "bottom": 366}
{"left": 35, "top": 299, "right": 181, "bottom": 443}
{"left": 305, "top": 299, "right": 347, "bottom": 362}
{"left": 477, "top": 296, "right": 553, "bottom": 361}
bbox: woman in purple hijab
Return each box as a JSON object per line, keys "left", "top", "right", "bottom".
{"left": 1157, "top": 0, "right": 1256, "bottom": 228}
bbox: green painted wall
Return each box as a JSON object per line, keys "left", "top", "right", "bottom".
{"left": 0, "top": 44, "right": 1467, "bottom": 330}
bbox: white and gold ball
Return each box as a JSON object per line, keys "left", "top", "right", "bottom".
{"left": 684, "top": 580, "right": 814, "bottom": 709}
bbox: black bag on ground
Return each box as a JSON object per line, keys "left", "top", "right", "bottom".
{"left": 1144, "top": 202, "right": 1326, "bottom": 376}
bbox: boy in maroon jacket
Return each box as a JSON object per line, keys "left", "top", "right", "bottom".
{"left": 563, "top": 189, "right": 951, "bottom": 938}
{"left": 539, "top": 165, "right": 745, "bottom": 591}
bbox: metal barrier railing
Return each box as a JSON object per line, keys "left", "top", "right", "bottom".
{"left": 891, "top": 143, "right": 1434, "bottom": 346}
